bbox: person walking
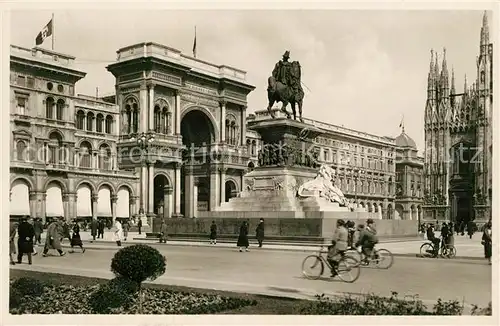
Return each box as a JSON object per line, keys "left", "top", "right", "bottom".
{"left": 97, "top": 219, "right": 105, "bottom": 239}
{"left": 42, "top": 220, "right": 66, "bottom": 257}
{"left": 159, "top": 220, "right": 168, "bottom": 243}
{"left": 237, "top": 220, "right": 249, "bottom": 252}
{"left": 114, "top": 219, "right": 123, "bottom": 247}
{"left": 467, "top": 220, "right": 475, "bottom": 239}
{"left": 33, "top": 218, "right": 43, "bottom": 245}
{"left": 90, "top": 218, "right": 98, "bottom": 242}
{"left": 481, "top": 221, "right": 492, "bottom": 265}
{"left": 10, "top": 221, "right": 18, "bottom": 265}
{"left": 255, "top": 218, "right": 265, "bottom": 248}
{"left": 69, "top": 220, "right": 85, "bottom": 253}
{"left": 122, "top": 219, "right": 130, "bottom": 241}
{"left": 137, "top": 218, "right": 143, "bottom": 235}
{"left": 209, "top": 220, "right": 217, "bottom": 245}
{"left": 17, "top": 217, "right": 35, "bottom": 265}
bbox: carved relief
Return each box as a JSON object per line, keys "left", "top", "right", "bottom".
{"left": 245, "top": 177, "right": 255, "bottom": 191}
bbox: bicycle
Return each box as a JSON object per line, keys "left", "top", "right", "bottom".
{"left": 346, "top": 246, "right": 394, "bottom": 269}
{"left": 419, "top": 240, "right": 456, "bottom": 258}
{"left": 302, "top": 246, "right": 361, "bottom": 283}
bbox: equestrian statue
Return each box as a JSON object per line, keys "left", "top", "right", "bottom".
{"left": 267, "top": 50, "right": 305, "bottom": 122}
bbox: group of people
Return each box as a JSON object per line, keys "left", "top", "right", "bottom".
{"left": 202, "top": 219, "right": 265, "bottom": 251}
{"left": 326, "top": 218, "right": 379, "bottom": 277}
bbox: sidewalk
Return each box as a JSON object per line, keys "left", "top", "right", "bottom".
{"left": 36, "top": 230, "right": 486, "bottom": 260}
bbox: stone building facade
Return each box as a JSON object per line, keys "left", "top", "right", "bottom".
{"left": 423, "top": 12, "right": 493, "bottom": 224}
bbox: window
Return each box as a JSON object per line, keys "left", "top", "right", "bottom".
{"left": 154, "top": 105, "right": 161, "bottom": 133}
{"left": 86, "top": 112, "right": 95, "bottom": 131}
{"left": 105, "top": 116, "right": 113, "bottom": 134}
{"left": 57, "top": 84, "right": 64, "bottom": 92}
{"left": 17, "top": 75, "right": 26, "bottom": 87}
{"left": 251, "top": 140, "right": 257, "bottom": 156}
{"left": 98, "top": 144, "right": 111, "bottom": 170}
{"left": 27, "top": 77, "right": 35, "bottom": 88}
{"left": 47, "top": 82, "right": 53, "bottom": 91}
{"left": 45, "top": 97, "right": 55, "bottom": 119}
{"left": 16, "top": 141, "right": 27, "bottom": 161}
{"left": 48, "top": 132, "right": 64, "bottom": 164}
{"left": 56, "top": 99, "right": 65, "bottom": 120}
{"left": 16, "top": 96, "right": 27, "bottom": 115}
{"left": 76, "top": 110, "right": 85, "bottom": 130}
{"left": 96, "top": 114, "right": 104, "bottom": 133}
{"left": 124, "top": 98, "right": 139, "bottom": 134}
{"left": 79, "top": 141, "right": 92, "bottom": 168}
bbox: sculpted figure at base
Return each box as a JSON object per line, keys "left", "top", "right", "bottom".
{"left": 297, "top": 164, "right": 348, "bottom": 207}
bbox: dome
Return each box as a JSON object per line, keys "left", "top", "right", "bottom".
{"left": 395, "top": 131, "right": 417, "bottom": 149}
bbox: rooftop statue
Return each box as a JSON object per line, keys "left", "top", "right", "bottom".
{"left": 297, "top": 164, "right": 348, "bottom": 207}
{"left": 267, "top": 50, "right": 305, "bottom": 122}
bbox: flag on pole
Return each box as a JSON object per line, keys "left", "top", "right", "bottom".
{"left": 399, "top": 114, "right": 405, "bottom": 131}
{"left": 35, "top": 18, "right": 53, "bottom": 46}
{"left": 192, "top": 26, "right": 197, "bottom": 58}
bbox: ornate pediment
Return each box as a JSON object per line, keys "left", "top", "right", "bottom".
{"left": 12, "top": 128, "right": 32, "bottom": 139}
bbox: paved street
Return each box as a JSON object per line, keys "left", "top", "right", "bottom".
{"left": 12, "top": 243, "right": 492, "bottom": 309}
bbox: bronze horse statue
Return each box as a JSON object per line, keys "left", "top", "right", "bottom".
{"left": 267, "top": 61, "right": 304, "bottom": 122}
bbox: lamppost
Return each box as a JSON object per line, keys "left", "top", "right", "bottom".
{"left": 130, "top": 132, "right": 155, "bottom": 216}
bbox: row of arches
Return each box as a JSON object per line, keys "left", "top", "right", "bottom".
{"left": 76, "top": 110, "right": 114, "bottom": 134}
{"left": 352, "top": 201, "right": 422, "bottom": 220}
{"left": 45, "top": 97, "right": 65, "bottom": 121}
{"left": 10, "top": 178, "right": 134, "bottom": 219}
{"left": 246, "top": 139, "right": 258, "bottom": 156}
{"left": 153, "top": 100, "right": 173, "bottom": 134}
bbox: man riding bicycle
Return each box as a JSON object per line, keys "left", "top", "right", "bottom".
{"left": 426, "top": 224, "right": 440, "bottom": 256}
{"left": 355, "top": 219, "right": 378, "bottom": 264}
{"left": 327, "top": 219, "right": 348, "bottom": 277}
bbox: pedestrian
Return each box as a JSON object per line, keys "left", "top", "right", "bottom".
{"left": 237, "top": 220, "right": 249, "bottom": 252}
{"left": 255, "top": 218, "right": 265, "bottom": 248}
{"left": 10, "top": 221, "right": 18, "bottom": 265}
{"left": 441, "top": 222, "right": 449, "bottom": 248}
{"left": 114, "top": 219, "right": 123, "bottom": 247}
{"left": 98, "top": 219, "right": 105, "bottom": 239}
{"left": 122, "top": 219, "right": 130, "bottom": 241}
{"left": 346, "top": 220, "right": 356, "bottom": 248}
{"left": 17, "top": 216, "right": 35, "bottom": 265}
{"left": 137, "top": 218, "right": 143, "bottom": 235}
{"left": 159, "top": 219, "right": 168, "bottom": 243}
{"left": 33, "top": 218, "right": 43, "bottom": 245}
{"left": 467, "top": 220, "right": 475, "bottom": 239}
{"left": 481, "top": 221, "right": 492, "bottom": 265}
{"left": 90, "top": 218, "right": 98, "bottom": 242}
{"left": 209, "top": 220, "right": 217, "bottom": 245}
{"left": 69, "top": 220, "right": 85, "bottom": 253}
{"left": 42, "top": 220, "right": 66, "bottom": 257}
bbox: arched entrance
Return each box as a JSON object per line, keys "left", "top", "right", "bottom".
{"left": 225, "top": 180, "right": 238, "bottom": 202}
{"left": 180, "top": 109, "right": 216, "bottom": 216}
{"left": 154, "top": 174, "right": 171, "bottom": 218}
{"left": 11, "top": 179, "right": 31, "bottom": 218}
{"left": 395, "top": 203, "right": 404, "bottom": 220}
{"left": 386, "top": 204, "right": 394, "bottom": 220}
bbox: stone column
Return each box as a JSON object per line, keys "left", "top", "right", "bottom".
{"left": 220, "top": 100, "right": 226, "bottom": 143}
{"left": 92, "top": 194, "right": 98, "bottom": 220}
{"left": 184, "top": 165, "right": 195, "bottom": 218}
{"left": 139, "top": 162, "right": 147, "bottom": 214}
{"left": 40, "top": 193, "right": 47, "bottom": 223}
{"left": 193, "top": 179, "right": 199, "bottom": 218}
{"left": 111, "top": 195, "right": 118, "bottom": 223}
{"left": 209, "top": 166, "right": 219, "bottom": 210}
{"left": 240, "top": 105, "right": 247, "bottom": 146}
{"left": 175, "top": 91, "right": 181, "bottom": 135}
{"left": 69, "top": 192, "right": 77, "bottom": 221}
{"left": 62, "top": 193, "right": 70, "bottom": 221}
{"left": 140, "top": 84, "right": 148, "bottom": 133}
{"left": 147, "top": 161, "right": 155, "bottom": 214}
{"left": 219, "top": 167, "right": 226, "bottom": 205}
{"left": 29, "top": 191, "right": 37, "bottom": 218}
{"left": 174, "top": 163, "right": 182, "bottom": 217}
{"left": 148, "top": 84, "right": 155, "bottom": 131}
{"left": 163, "top": 185, "right": 173, "bottom": 218}
{"left": 129, "top": 196, "right": 137, "bottom": 217}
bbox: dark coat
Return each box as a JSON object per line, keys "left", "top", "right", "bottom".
{"left": 10, "top": 223, "right": 17, "bottom": 254}
{"left": 256, "top": 222, "right": 265, "bottom": 241}
{"left": 70, "top": 224, "right": 83, "bottom": 246}
{"left": 91, "top": 219, "right": 98, "bottom": 236}
{"left": 237, "top": 223, "right": 249, "bottom": 247}
{"left": 17, "top": 221, "right": 35, "bottom": 254}
{"left": 482, "top": 227, "right": 492, "bottom": 259}
{"left": 98, "top": 220, "right": 105, "bottom": 232}
{"left": 33, "top": 221, "right": 44, "bottom": 235}
{"left": 210, "top": 223, "right": 217, "bottom": 240}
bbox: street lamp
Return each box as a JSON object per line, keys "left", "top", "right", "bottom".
{"left": 130, "top": 132, "right": 155, "bottom": 215}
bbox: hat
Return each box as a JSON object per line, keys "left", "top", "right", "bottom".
{"left": 283, "top": 50, "right": 290, "bottom": 59}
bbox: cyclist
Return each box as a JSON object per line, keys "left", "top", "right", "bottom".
{"left": 327, "top": 219, "right": 349, "bottom": 277}
{"left": 426, "top": 224, "right": 440, "bottom": 257}
{"left": 355, "top": 218, "right": 378, "bottom": 264}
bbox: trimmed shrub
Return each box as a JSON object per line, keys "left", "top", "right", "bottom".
{"left": 11, "top": 277, "right": 46, "bottom": 297}
{"left": 110, "top": 244, "right": 166, "bottom": 285}
{"left": 107, "top": 276, "right": 140, "bottom": 295}
{"left": 89, "top": 283, "right": 133, "bottom": 314}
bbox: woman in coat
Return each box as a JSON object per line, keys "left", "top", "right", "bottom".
{"left": 17, "top": 217, "right": 35, "bottom": 264}
{"left": 237, "top": 220, "right": 249, "bottom": 252}
{"left": 482, "top": 222, "right": 492, "bottom": 265}
{"left": 10, "top": 221, "right": 17, "bottom": 265}
{"left": 209, "top": 220, "right": 217, "bottom": 245}
{"left": 255, "top": 219, "right": 265, "bottom": 248}
{"left": 70, "top": 221, "right": 85, "bottom": 253}
{"left": 114, "top": 220, "right": 123, "bottom": 247}
{"left": 159, "top": 220, "right": 168, "bottom": 243}
{"left": 122, "top": 220, "right": 130, "bottom": 241}
{"left": 42, "top": 220, "right": 66, "bottom": 257}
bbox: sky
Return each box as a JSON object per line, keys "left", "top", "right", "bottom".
{"left": 10, "top": 9, "right": 492, "bottom": 152}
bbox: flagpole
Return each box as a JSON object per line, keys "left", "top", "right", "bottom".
{"left": 51, "top": 13, "right": 54, "bottom": 51}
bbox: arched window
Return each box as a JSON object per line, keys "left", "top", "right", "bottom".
{"left": 132, "top": 103, "right": 138, "bottom": 133}
{"left": 125, "top": 104, "right": 132, "bottom": 134}
{"left": 16, "top": 140, "right": 27, "bottom": 161}
{"left": 98, "top": 144, "right": 112, "bottom": 170}
{"left": 124, "top": 97, "right": 139, "bottom": 134}
{"left": 225, "top": 120, "right": 230, "bottom": 144}
{"left": 162, "top": 107, "right": 171, "bottom": 134}
{"left": 87, "top": 112, "right": 95, "bottom": 131}
{"left": 76, "top": 110, "right": 85, "bottom": 130}
{"left": 79, "top": 141, "right": 92, "bottom": 168}
{"left": 246, "top": 139, "right": 251, "bottom": 154}
{"left": 45, "top": 97, "right": 55, "bottom": 119}
{"left": 154, "top": 105, "right": 161, "bottom": 133}
{"left": 56, "top": 99, "right": 65, "bottom": 120}
{"left": 251, "top": 140, "right": 257, "bottom": 156}
{"left": 96, "top": 114, "right": 104, "bottom": 133}
{"left": 105, "top": 115, "right": 113, "bottom": 134}
{"left": 48, "top": 132, "right": 63, "bottom": 165}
